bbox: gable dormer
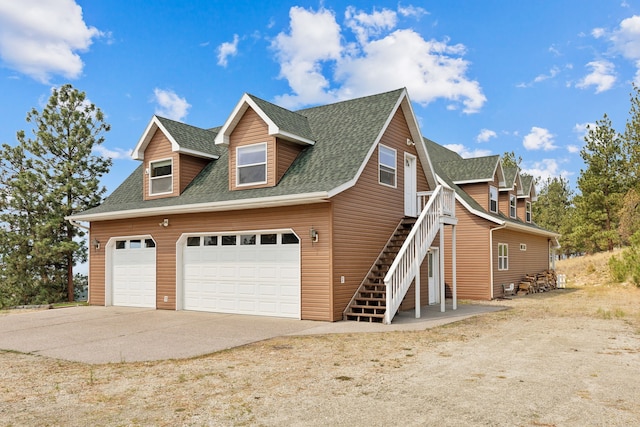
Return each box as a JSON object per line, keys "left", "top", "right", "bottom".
{"left": 442, "top": 155, "right": 503, "bottom": 214}
{"left": 517, "top": 174, "right": 537, "bottom": 223}
{"left": 214, "top": 94, "right": 315, "bottom": 191}
{"left": 132, "top": 116, "right": 218, "bottom": 201}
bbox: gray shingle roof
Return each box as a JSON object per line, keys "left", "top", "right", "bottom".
{"left": 502, "top": 166, "right": 518, "bottom": 189}
{"left": 247, "top": 95, "right": 315, "bottom": 142}
{"left": 155, "top": 116, "right": 219, "bottom": 157}
{"left": 77, "top": 89, "right": 405, "bottom": 217}
{"left": 440, "top": 155, "right": 500, "bottom": 183}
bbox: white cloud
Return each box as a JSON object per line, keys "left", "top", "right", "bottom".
{"left": 0, "top": 0, "right": 102, "bottom": 83}
{"left": 444, "top": 143, "right": 492, "bottom": 159}
{"left": 522, "top": 158, "right": 571, "bottom": 183}
{"left": 398, "top": 5, "right": 429, "bottom": 18}
{"left": 93, "top": 145, "right": 133, "bottom": 160}
{"left": 576, "top": 60, "right": 616, "bottom": 93}
{"left": 272, "top": 6, "right": 486, "bottom": 113}
{"left": 592, "top": 27, "right": 606, "bottom": 38}
{"left": 567, "top": 145, "right": 580, "bottom": 154}
{"left": 152, "top": 88, "right": 191, "bottom": 122}
{"left": 476, "top": 128, "right": 497, "bottom": 143}
{"left": 523, "top": 127, "right": 558, "bottom": 151}
{"left": 217, "top": 34, "right": 239, "bottom": 67}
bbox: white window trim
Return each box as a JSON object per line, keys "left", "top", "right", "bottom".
{"left": 149, "top": 157, "right": 173, "bottom": 196}
{"left": 525, "top": 201, "right": 532, "bottom": 223}
{"left": 509, "top": 194, "right": 517, "bottom": 218}
{"left": 489, "top": 185, "right": 498, "bottom": 213}
{"left": 498, "top": 243, "right": 508, "bottom": 271}
{"left": 378, "top": 144, "right": 397, "bottom": 188}
{"left": 236, "top": 142, "right": 267, "bottom": 187}
{"left": 520, "top": 243, "right": 527, "bottom": 251}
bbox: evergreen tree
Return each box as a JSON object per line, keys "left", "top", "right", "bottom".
{"left": 574, "top": 114, "right": 626, "bottom": 253}
{"left": 532, "top": 176, "right": 572, "bottom": 253}
{"left": 0, "top": 84, "right": 111, "bottom": 304}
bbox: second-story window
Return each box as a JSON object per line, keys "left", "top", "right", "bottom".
{"left": 489, "top": 185, "right": 498, "bottom": 213}
{"left": 509, "top": 194, "right": 517, "bottom": 218}
{"left": 237, "top": 143, "right": 267, "bottom": 186}
{"left": 379, "top": 145, "right": 396, "bottom": 187}
{"left": 150, "top": 159, "right": 173, "bottom": 195}
{"left": 526, "top": 201, "right": 532, "bottom": 223}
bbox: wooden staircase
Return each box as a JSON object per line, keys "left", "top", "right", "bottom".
{"left": 343, "top": 217, "right": 416, "bottom": 322}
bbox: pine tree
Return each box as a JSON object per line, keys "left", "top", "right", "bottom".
{"left": 0, "top": 84, "right": 111, "bottom": 304}
{"left": 532, "top": 176, "right": 572, "bottom": 253}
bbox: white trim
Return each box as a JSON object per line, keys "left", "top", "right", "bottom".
{"left": 132, "top": 116, "right": 218, "bottom": 160}
{"left": 149, "top": 157, "right": 173, "bottom": 196}
{"left": 378, "top": 144, "right": 397, "bottom": 188}
{"left": 489, "top": 185, "right": 498, "bottom": 213}
{"left": 214, "top": 94, "right": 315, "bottom": 146}
{"left": 105, "top": 234, "right": 156, "bottom": 307}
{"left": 498, "top": 242, "right": 509, "bottom": 271}
{"left": 453, "top": 178, "right": 494, "bottom": 185}
{"left": 404, "top": 152, "right": 417, "bottom": 217}
{"left": 509, "top": 194, "right": 517, "bottom": 219}
{"left": 236, "top": 142, "right": 268, "bottom": 187}
{"left": 67, "top": 192, "right": 330, "bottom": 222}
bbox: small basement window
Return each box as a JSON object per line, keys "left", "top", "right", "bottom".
{"left": 379, "top": 145, "right": 397, "bottom": 187}
{"left": 150, "top": 159, "right": 173, "bottom": 195}
{"left": 237, "top": 143, "right": 267, "bottom": 186}
{"left": 520, "top": 243, "right": 527, "bottom": 251}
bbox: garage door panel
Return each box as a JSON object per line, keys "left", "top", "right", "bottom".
{"left": 183, "top": 232, "right": 300, "bottom": 318}
{"left": 112, "top": 239, "right": 156, "bottom": 308}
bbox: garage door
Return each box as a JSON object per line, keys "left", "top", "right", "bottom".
{"left": 112, "top": 238, "right": 156, "bottom": 307}
{"left": 182, "top": 231, "right": 300, "bottom": 318}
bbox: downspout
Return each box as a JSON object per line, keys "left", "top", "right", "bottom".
{"left": 488, "top": 223, "right": 507, "bottom": 300}
{"left": 68, "top": 219, "right": 91, "bottom": 304}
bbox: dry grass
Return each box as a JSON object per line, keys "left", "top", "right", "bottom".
{"left": 1, "top": 252, "right": 639, "bottom": 426}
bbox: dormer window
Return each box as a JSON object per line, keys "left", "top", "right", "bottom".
{"left": 526, "top": 201, "right": 532, "bottom": 223}
{"left": 237, "top": 143, "right": 267, "bottom": 186}
{"left": 509, "top": 194, "right": 517, "bottom": 218}
{"left": 489, "top": 185, "right": 498, "bottom": 213}
{"left": 150, "top": 159, "right": 173, "bottom": 195}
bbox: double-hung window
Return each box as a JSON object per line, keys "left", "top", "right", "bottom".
{"left": 509, "top": 194, "right": 517, "bottom": 218}
{"left": 525, "top": 201, "right": 532, "bottom": 223}
{"left": 150, "top": 159, "right": 173, "bottom": 195}
{"left": 498, "top": 243, "right": 508, "bottom": 270}
{"left": 489, "top": 186, "right": 498, "bottom": 213}
{"left": 237, "top": 143, "right": 267, "bottom": 186}
{"left": 379, "top": 145, "right": 396, "bottom": 187}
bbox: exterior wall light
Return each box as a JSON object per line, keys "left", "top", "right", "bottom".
{"left": 159, "top": 218, "right": 169, "bottom": 227}
{"left": 310, "top": 226, "right": 318, "bottom": 243}
{"left": 91, "top": 238, "right": 100, "bottom": 251}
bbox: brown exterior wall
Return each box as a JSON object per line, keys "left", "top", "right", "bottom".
{"left": 500, "top": 189, "right": 518, "bottom": 220}
{"left": 330, "top": 107, "right": 432, "bottom": 320}
{"left": 443, "top": 204, "right": 492, "bottom": 300}
{"left": 492, "top": 229, "right": 550, "bottom": 297}
{"left": 143, "top": 130, "right": 179, "bottom": 200}
{"left": 179, "top": 154, "right": 210, "bottom": 193}
{"left": 461, "top": 182, "right": 490, "bottom": 212}
{"left": 276, "top": 138, "right": 304, "bottom": 183}
{"left": 89, "top": 203, "right": 333, "bottom": 321}
{"left": 228, "top": 107, "right": 276, "bottom": 190}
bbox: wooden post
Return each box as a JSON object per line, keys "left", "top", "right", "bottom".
{"left": 440, "top": 223, "right": 445, "bottom": 313}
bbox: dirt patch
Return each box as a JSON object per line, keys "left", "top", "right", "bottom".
{"left": 1, "top": 254, "right": 640, "bottom": 426}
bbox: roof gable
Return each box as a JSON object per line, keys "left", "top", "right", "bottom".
{"left": 132, "top": 116, "right": 219, "bottom": 160}
{"left": 214, "top": 94, "right": 316, "bottom": 146}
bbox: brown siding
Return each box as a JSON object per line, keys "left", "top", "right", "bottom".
{"left": 89, "top": 203, "right": 333, "bottom": 321}
{"left": 179, "top": 154, "right": 210, "bottom": 193}
{"left": 500, "top": 189, "right": 518, "bottom": 220}
{"left": 228, "top": 107, "right": 276, "bottom": 190}
{"left": 276, "top": 138, "right": 304, "bottom": 183}
{"left": 331, "top": 107, "right": 433, "bottom": 320}
{"left": 143, "top": 130, "right": 179, "bottom": 200}
{"left": 492, "top": 229, "right": 550, "bottom": 297}
{"left": 443, "top": 204, "right": 492, "bottom": 300}
{"left": 461, "top": 182, "right": 490, "bottom": 212}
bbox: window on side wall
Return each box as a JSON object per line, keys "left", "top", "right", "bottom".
{"left": 509, "top": 194, "right": 517, "bottom": 218}
{"left": 150, "top": 159, "right": 173, "bottom": 195}
{"left": 498, "top": 243, "right": 508, "bottom": 270}
{"left": 378, "top": 145, "right": 396, "bottom": 188}
{"left": 526, "top": 201, "right": 532, "bottom": 223}
{"left": 237, "top": 143, "right": 267, "bottom": 186}
{"left": 489, "top": 186, "right": 498, "bottom": 213}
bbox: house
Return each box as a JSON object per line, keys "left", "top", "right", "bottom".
{"left": 423, "top": 139, "right": 560, "bottom": 300}
{"left": 68, "top": 89, "right": 459, "bottom": 323}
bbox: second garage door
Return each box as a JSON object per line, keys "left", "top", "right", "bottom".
{"left": 181, "top": 231, "right": 300, "bottom": 318}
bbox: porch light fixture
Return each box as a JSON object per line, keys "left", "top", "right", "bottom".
{"left": 159, "top": 218, "right": 169, "bottom": 227}
{"left": 91, "top": 238, "right": 100, "bottom": 251}
{"left": 406, "top": 138, "right": 415, "bottom": 146}
{"left": 310, "top": 226, "right": 318, "bottom": 243}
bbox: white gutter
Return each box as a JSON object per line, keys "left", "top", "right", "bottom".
{"left": 488, "top": 224, "right": 507, "bottom": 300}
{"left": 66, "top": 191, "right": 330, "bottom": 222}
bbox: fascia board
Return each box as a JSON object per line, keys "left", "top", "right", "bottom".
{"left": 276, "top": 130, "right": 315, "bottom": 146}
{"left": 66, "top": 192, "right": 330, "bottom": 222}
{"left": 176, "top": 146, "right": 219, "bottom": 159}
{"left": 401, "top": 91, "right": 438, "bottom": 189}
{"left": 453, "top": 178, "right": 491, "bottom": 185}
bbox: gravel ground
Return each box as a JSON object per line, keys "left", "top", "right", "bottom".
{"left": 1, "top": 258, "right": 639, "bottom": 426}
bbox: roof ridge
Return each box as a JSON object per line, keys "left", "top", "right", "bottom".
{"left": 296, "top": 88, "right": 405, "bottom": 114}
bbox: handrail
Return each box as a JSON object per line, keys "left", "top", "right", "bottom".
{"left": 383, "top": 185, "right": 455, "bottom": 324}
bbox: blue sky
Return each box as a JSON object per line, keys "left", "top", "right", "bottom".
{"left": 2, "top": 0, "right": 640, "bottom": 194}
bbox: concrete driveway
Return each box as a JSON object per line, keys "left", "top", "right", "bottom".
{"left": 0, "top": 304, "right": 505, "bottom": 364}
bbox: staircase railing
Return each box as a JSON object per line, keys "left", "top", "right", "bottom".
{"left": 383, "top": 185, "right": 454, "bottom": 324}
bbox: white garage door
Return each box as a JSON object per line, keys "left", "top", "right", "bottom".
{"left": 182, "top": 231, "right": 300, "bottom": 318}
{"left": 112, "top": 238, "right": 156, "bottom": 308}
